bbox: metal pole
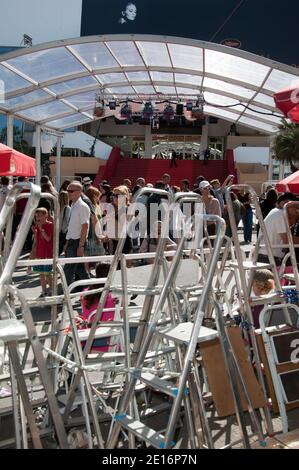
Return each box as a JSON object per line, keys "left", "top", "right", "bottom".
{"left": 7, "top": 114, "right": 14, "bottom": 148}
{"left": 6, "top": 114, "right": 14, "bottom": 186}
{"left": 9, "top": 285, "right": 69, "bottom": 448}
{"left": 120, "top": 254, "right": 135, "bottom": 449}
{"left": 0, "top": 183, "right": 41, "bottom": 308}
{"left": 56, "top": 135, "right": 62, "bottom": 191}
{"left": 35, "top": 125, "right": 41, "bottom": 185}
{"left": 268, "top": 135, "right": 275, "bottom": 182}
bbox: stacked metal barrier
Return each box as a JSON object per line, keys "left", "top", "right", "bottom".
{"left": 2, "top": 182, "right": 295, "bottom": 448}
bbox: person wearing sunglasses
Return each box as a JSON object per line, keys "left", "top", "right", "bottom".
{"left": 63, "top": 181, "right": 90, "bottom": 284}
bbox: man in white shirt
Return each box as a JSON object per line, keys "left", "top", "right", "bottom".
{"left": 258, "top": 192, "right": 298, "bottom": 266}
{"left": 64, "top": 181, "right": 90, "bottom": 285}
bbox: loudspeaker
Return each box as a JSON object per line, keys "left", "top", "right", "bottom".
{"left": 176, "top": 103, "right": 184, "bottom": 115}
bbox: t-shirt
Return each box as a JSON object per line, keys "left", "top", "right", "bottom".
{"left": 35, "top": 221, "right": 53, "bottom": 259}
{"left": 66, "top": 198, "right": 90, "bottom": 240}
{"left": 259, "top": 208, "right": 287, "bottom": 258}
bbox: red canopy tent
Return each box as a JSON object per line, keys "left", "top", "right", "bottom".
{"left": 276, "top": 170, "right": 299, "bottom": 194}
{"left": 273, "top": 85, "right": 299, "bottom": 123}
{"left": 0, "top": 143, "right": 36, "bottom": 176}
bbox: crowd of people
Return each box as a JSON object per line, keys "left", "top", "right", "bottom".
{"left": 1, "top": 173, "right": 299, "bottom": 301}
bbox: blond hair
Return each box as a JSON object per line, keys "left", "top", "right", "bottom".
{"left": 113, "top": 185, "right": 130, "bottom": 200}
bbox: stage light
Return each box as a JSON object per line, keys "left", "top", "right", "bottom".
{"left": 108, "top": 100, "right": 117, "bottom": 110}
{"left": 120, "top": 102, "right": 132, "bottom": 119}
{"left": 191, "top": 107, "right": 204, "bottom": 120}
{"left": 191, "top": 94, "right": 204, "bottom": 119}
{"left": 176, "top": 103, "right": 184, "bottom": 116}
{"left": 163, "top": 103, "right": 175, "bottom": 121}
{"left": 142, "top": 101, "right": 154, "bottom": 120}
{"left": 152, "top": 115, "right": 160, "bottom": 130}
{"left": 93, "top": 101, "right": 105, "bottom": 117}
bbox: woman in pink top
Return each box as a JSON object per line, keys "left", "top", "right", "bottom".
{"left": 79, "top": 263, "right": 116, "bottom": 352}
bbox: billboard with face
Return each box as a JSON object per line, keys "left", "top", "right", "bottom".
{"left": 81, "top": 0, "right": 299, "bottom": 67}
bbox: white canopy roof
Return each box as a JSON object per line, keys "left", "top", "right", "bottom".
{"left": 1, "top": 34, "right": 299, "bottom": 134}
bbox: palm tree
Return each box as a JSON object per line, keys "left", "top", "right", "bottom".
{"left": 273, "top": 119, "right": 299, "bottom": 171}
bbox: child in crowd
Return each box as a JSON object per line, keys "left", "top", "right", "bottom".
{"left": 79, "top": 263, "right": 116, "bottom": 352}
{"left": 227, "top": 269, "right": 275, "bottom": 328}
{"left": 32, "top": 208, "right": 54, "bottom": 297}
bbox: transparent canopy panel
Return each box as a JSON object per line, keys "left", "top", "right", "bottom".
{"left": 17, "top": 100, "right": 73, "bottom": 121}
{"left": 47, "top": 76, "right": 98, "bottom": 95}
{"left": 203, "top": 77, "right": 255, "bottom": 100}
{"left": 5, "top": 48, "right": 86, "bottom": 83}
{"left": 175, "top": 73, "right": 202, "bottom": 86}
{"left": 45, "top": 113, "right": 91, "bottom": 129}
{"left": 0, "top": 35, "right": 298, "bottom": 131}
{"left": 204, "top": 105, "right": 241, "bottom": 121}
{"left": 133, "top": 85, "right": 156, "bottom": 94}
{"left": 204, "top": 92, "right": 243, "bottom": 109}
{"left": 205, "top": 49, "right": 270, "bottom": 86}
{"left": 69, "top": 42, "right": 118, "bottom": 70}
{"left": 155, "top": 85, "right": 177, "bottom": 95}
{"left": 242, "top": 110, "right": 282, "bottom": 126}
{"left": 1, "top": 89, "right": 51, "bottom": 110}
{"left": 150, "top": 71, "right": 174, "bottom": 82}
{"left": 243, "top": 104, "right": 283, "bottom": 124}
{"left": 0, "top": 64, "right": 32, "bottom": 93}
{"left": 264, "top": 69, "right": 299, "bottom": 92}
{"left": 176, "top": 87, "right": 201, "bottom": 96}
{"left": 105, "top": 85, "right": 135, "bottom": 95}
{"left": 238, "top": 116, "right": 277, "bottom": 133}
{"left": 126, "top": 71, "right": 150, "bottom": 81}
{"left": 168, "top": 44, "right": 203, "bottom": 71}
{"left": 62, "top": 91, "right": 97, "bottom": 109}
{"left": 97, "top": 73, "right": 127, "bottom": 85}
{"left": 106, "top": 41, "right": 144, "bottom": 67}
{"left": 253, "top": 92, "right": 277, "bottom": 108}
{"left": 137, "top": 42, "right": 171, "bottom": 67}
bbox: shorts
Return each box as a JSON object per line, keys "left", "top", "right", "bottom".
{"left": 32, "top": 265, "right": 53, "bottom": 274}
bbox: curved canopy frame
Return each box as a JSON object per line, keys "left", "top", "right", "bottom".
{"left": 1, "top": 34, "right": 299, "bottom": 134}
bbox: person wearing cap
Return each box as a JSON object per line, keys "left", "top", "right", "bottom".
{"left": 197, "top": 180, "right": 221, "bottom": 236}
{"left": 82, "top": 176, "right": 92, "bottom": 185}
{"left": 136, "top": 177, "right": 145, "bottom": 187}
{"left": 63, "top": 181, "right": 90, "bottom": 284}
{"left": 258, "top": 192, "right": 298, "bottom": 266}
